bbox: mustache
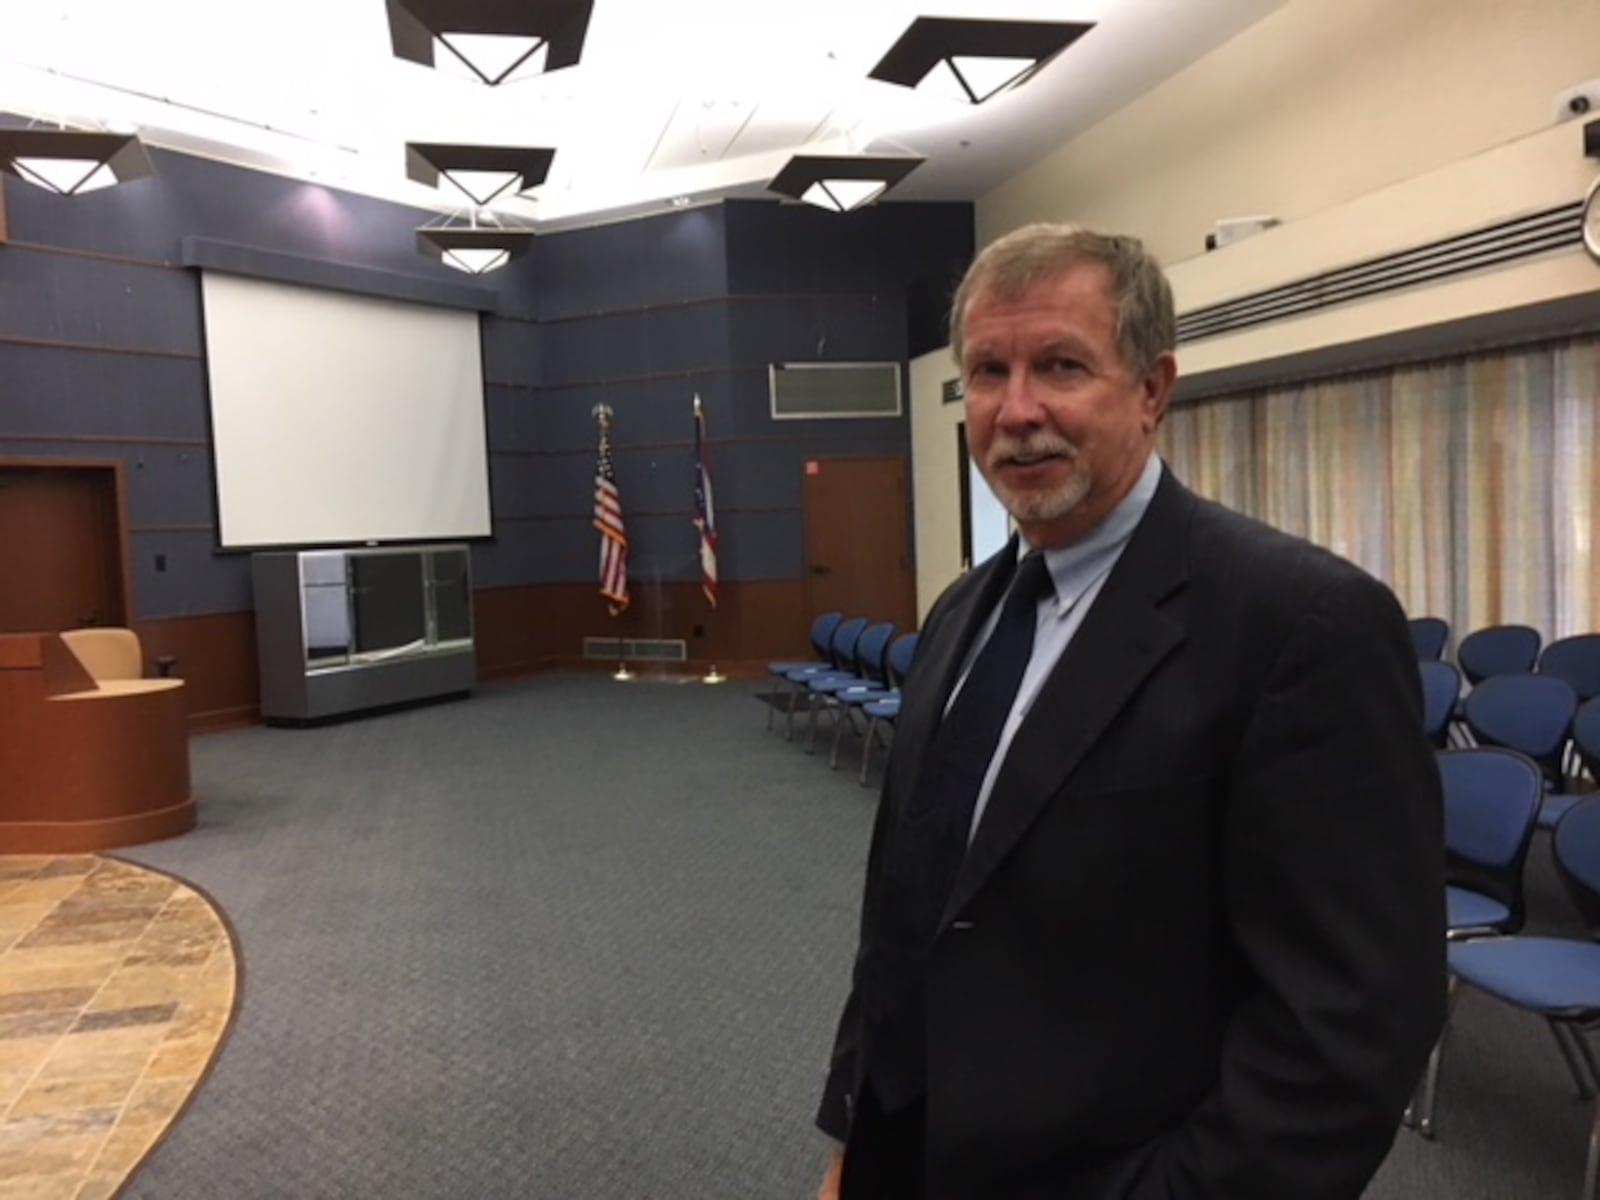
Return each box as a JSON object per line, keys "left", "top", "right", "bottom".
{"left": 987, "top": 435, "right": 1079, "bottom": 467}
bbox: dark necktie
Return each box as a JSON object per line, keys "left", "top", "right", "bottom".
{"left": 865, "top": 552, "right": 1056, "bottom": 1110}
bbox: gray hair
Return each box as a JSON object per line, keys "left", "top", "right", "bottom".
{"left": 949, "top": 223, "right": 1176, "bottom": 381}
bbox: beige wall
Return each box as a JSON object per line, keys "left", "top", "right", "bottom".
{"left": 909, "top": 347, "right": 965, "bottom": 616}
{"left": 979, "top": 0, "right": 1600, "bottom": 263}
{"left": 909, "top": 0, "right": 1600, "bottom": 616}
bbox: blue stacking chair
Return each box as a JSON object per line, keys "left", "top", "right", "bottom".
{"left": 1457, "top": 623, "right": 1542, "bottom": 686}
{"left": 1422, "top": 800, "right": 1600, "bottom": 1196}
{"left": 824, "top": 631, "right": 921, "bottom": 773}
{"left": 764, "top": 611, "right": 843, "bottom": 731}
{"left": 857, "top": 632, "right": 920, "bottom": 786}
{"left": 1542, "top": 635, "right": 1600, "bottom": 703}
{"left": 804, "top": 621, "right": 896, "bottom": 754}
{"left": 1419, "top": 660, "right": 1461, "bottom": 749}
{"left": 1463, "top": 674, "right": 1578, "bottom": 822}
{"left": 1441, "top": 748, "right": 1544, "bottom": 941}
{"left": 1410, "top": 617, "right": 1450, "bottom": 662}
{"left": 1572, "top": 698, "right": 1600, "bottom": 794}
{"left": 782, "top": 617, "right": 868, "bottom": 740}
{"left": 1407, "top": 748, "right": 1545, "bottom": 1136}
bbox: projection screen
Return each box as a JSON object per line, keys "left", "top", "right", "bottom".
{"left": 200, "top": 273, "right": 492, "bottom": 548}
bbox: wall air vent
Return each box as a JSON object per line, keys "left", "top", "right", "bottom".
{"left": 582, "top": 637, "right": 689, "bottom": 663}
{"left": 1177, "top": 201, "right": 1585, "bottom": 344}
{"left": 770, "top": 362, "right": 902, "bottom": 419}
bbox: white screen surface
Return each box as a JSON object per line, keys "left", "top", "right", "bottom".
{"left": 968, "top": 456, "right": 1011, "bottom": 567}
{"left": 201, "top": 273, "right": 492, "bottom": 548}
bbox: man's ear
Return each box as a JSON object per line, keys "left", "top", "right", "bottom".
{"left": 1141, "top": 352, "right": 1177, "bottom": 432}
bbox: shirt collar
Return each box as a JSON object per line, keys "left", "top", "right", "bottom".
{"left": 1018, "top": 453, "right": 1163, "bottom": 613}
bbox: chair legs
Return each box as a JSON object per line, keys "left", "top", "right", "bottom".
{"left": 785, "top": 684, "right": 804, "bottom": 740}
{"left": 1586, "top": 1095, "right": 1600, "bottom": 1200}
{"left": 1551, "top": 1020, "right": 1600, "bottom": 1100}
{"left": 829, "top": 703, "right": 858, "bottom": 769}
{"left": 1409, "top": 973, "right": 1462, "bottom": 1138}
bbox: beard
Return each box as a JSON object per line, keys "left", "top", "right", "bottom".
{"left": 983, "top": 434, "right": 1090, "bottom": 524}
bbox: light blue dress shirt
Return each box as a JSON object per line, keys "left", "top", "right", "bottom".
{"left": 952, "top": 453, "right": 1164, "bottom": 840}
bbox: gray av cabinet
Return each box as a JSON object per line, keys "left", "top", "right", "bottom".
{"left": 252, "top": 545, "right": 475, "bottom": 723}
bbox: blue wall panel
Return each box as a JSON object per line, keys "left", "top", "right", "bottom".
{"left": 130, "top": 531, "right": 253, "bottom": 615}
{"left": 1, "top": 156, "right": 971, "bottom": 619}
{"left": 0, "top": 247, "right": 202, "bottom": 352}
{"left": 0, "top": 346, "right": 209, "bottom": 441}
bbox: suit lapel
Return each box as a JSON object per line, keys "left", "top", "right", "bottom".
{"left": 943, "top": 472, "right": 1197, "bottom": 928}
{"left": 888, "top": 542, "right": 1020, "bottom": 805}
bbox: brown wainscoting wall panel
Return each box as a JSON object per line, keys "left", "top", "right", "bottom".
{"left": 473, "top": 580, "right": 813, "bottom": 682}
{"left": 135, "top": 611, "right": 259, "bottom": 732}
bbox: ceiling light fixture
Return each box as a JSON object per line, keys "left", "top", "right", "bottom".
{"left": 0, "top": 127, "right": 155, "bottom": 195}
{"left": 868, "top": 17, "right": 1094, "bottom": 105}
{"left": 417, "top": 212, "right": 534, "bottom": 275}
{"left": 768, "top": 155, "right": 924, "bottom": 213}
{"left": 405, "top": 143, "right": 556, "bottom": 206}
{"left": 386, "top": 0, "right": 595, "bottom": 85}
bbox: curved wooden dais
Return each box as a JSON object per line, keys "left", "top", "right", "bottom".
{"left": 0, "top": 633, "right": 195, "bottom": 851}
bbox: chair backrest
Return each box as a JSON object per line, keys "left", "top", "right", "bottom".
{"left": 808, "top": 611, "right": 844, "bottom": 658}
{"left": 1463, "top": 673, "right": 1577, "bottom": 782}
{"left": 1409, "top": 617, "right": 1449, "bottom": 661}
{"left": 828, "top": 617, "right": 869, "bottom": 670}
{"left": 1457, "top": 624, "right": 1541, "bottom": 685}
{"left": 1539, "top": 634, "right": 1600, "bottom": 701}
{"left": 59, "top": 627, "right": 143, "bottom": 683}
{"left": 1553, "top": 798, "right": 1600, "bottom": 937}
{"left": 1418, "top": 660, "right": 1460, "bottom": 747}
{"left": 1572, "top": 696, "right": 1600, "bottom": 782}
{"left": 853, "top": 622, "right": 896, "bottom": 682}
{"left": 1439, "top": 748, "right": 1543, "bottom": 927}
{"left": 886, "top": 632, "right": 920, "bottom": 687}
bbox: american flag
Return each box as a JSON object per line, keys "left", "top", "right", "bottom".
{"left": 594, "top": 410, "right": 629, "bottom": 615}
{"left": 693, "top": 395, "right": 718, "bottom": 608}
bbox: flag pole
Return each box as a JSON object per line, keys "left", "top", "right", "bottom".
{"left": 694, "top": 393, "right": 724, "bottom": 684}
{"left": 594, "top": 402, "right": 633, "bottom": 681}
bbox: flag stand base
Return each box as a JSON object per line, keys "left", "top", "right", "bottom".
{"left": 613, "top": 662, "right": 634, "bottom": 681}
{"left": 702, "top": 665, "right": 726, "bottom": 685}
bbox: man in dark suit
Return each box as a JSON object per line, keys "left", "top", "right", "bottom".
{"left": 814, "top": 224, "right": 1445, "bottom": 1199}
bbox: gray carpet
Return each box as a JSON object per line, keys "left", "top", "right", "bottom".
{"left": 117, "top": 674, "right": 1593, "bottom": 1199}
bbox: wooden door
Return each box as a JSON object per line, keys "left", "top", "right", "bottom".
{"left": 802, "top": 456, "right": 917, "bottom": 633}
{"left": 0, "top": 465, "right": 126, "bottom": 634}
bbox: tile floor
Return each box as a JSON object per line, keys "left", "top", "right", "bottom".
{"left": 0, "top": 855, "right": 237, "bottom": 1199}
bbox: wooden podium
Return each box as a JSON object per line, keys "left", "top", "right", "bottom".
{"left": 0, "top": 633, "right": 195, "bottom": 852}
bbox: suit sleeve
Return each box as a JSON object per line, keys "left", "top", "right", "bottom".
{"left": 815, "top": 590, "right": 953, "bottom": 1141}
{"left": 1125, "top": 572, "right": 1447, "bottom": 1200}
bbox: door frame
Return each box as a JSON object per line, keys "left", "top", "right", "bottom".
{"left": 0, "top": 456, "right": 135, "bottom": 627}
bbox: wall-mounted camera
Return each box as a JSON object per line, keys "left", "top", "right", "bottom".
{"left": 1552, "top": 79, "right": 1600, "bottom": 123}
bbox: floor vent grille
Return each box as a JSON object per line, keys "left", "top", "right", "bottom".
{"left": 582, "top": 637, "right": 689, "bottom": 663}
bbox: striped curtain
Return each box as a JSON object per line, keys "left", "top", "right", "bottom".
{"left": 1159, "top": 336, "right": 1600, "bottom": 646}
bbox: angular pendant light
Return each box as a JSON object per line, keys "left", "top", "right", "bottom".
{"left": 0, "top": 128, "right": 155, "bottom": 195}
{"left": 768, "top": 155, "right": 924, "bottom": 213}
{"left": 386, "top": 0, "right": 594, "bottom": 85}
{"left": 869, "top": 18, "right": 1094, "bottom": 105}
{"left": 405, "top": 143, "right": 556, "bottom": 206}
{"left": 417, "top": 217, "right": 534, "bottom": 275}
